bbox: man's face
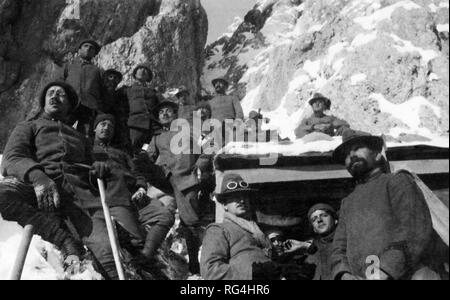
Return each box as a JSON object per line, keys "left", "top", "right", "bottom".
{"left": 312, "top": 100, "right": 326, "bottom": 113}
{"left": 158, "top": 106, "right": 176, "bottom": 126}
{"left": 199, "top": 107, "right": 210, "bottom": 121}
{"left": 135, "top": 68, "right": 151, "bottom": 82}
{"left": 44, "top": 86, "right": 71, "bottom": 118}
{"left": 214, "top": 81, "right": 227, "bottom": 94}
{"left": 310, "top": 209, "right": 337, "bottom": 236}
{"left": 223, "top": 194, "right": 251, "bottom": 218}
{"left": 104, "top": 74, "right": 121, "bottom": 92}
{"left": 79, "top": 43, "right": 97, "bottom": 60}
{"left": 344, "top": 143, "right": 379, "bottom": 179}
{"left": 94, "top": 120, "right": 115, "bottom": 143}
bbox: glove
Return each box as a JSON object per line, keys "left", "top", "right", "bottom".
{"left": 28, "top": 169, "right": 60, "bottom": 211}
{"left": 91, "top": 161, "right": 110, "bottom": 179}
{"left": 131, "top": 187, "right": 151, "bottom": 209}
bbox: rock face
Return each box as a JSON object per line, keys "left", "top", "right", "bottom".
{"left": 202, "top": 0, "right": 449, "bottom": 142}
{"left": 0, "top": 0, "right": 208, "bottom": 149}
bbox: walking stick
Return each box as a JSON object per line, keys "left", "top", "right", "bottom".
{"left": 97, "top": 178, "right": 126, "bottom": 280}
{"left": 9, "top": 225, "right": 34, "bottom": 280}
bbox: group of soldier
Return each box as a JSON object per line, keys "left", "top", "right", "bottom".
{"left": 0, "top": 39, "right": 446, "bottom": 280}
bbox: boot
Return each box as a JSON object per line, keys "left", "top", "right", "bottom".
{"left": 185, "top": 226, "right": 205, "bottom": 275}
{"left": 140, "top": 224, "right": 170, "bottom": 259}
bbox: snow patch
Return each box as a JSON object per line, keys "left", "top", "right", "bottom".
{"left": 437, "top": 24, "right": 449, "bottom": 32}
{"left": 308, "top": 23, "right": 325, "bottom": 33}
{"left": 439, "top": 2, "right": 449, "bottom": 8}
{"left": 350, "top": 31, "right": 378, "bottom": 48}
{"left": 350, "top": 73, "right": 367, "bottom": 85}
{"left": 428, "top": 73, "right": 441, "bottom": 81}
{"left": 354, "top": 1, "right": 422, "bottom": 30}
{"left": 389, "top": 34, "right": 439, "bottom": 65}
{"left": 370, "top": 93, "right": 442, "bottom": 133}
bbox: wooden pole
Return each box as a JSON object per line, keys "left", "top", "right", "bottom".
{"left": 97, "top": 179, "right": 126, "bottom": 280}
{"left": 9, "top": 225, "right": 34, "bottom": 280}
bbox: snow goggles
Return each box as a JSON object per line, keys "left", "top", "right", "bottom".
{"left": 226, "top": 181, "right": 250, "bottom": 190}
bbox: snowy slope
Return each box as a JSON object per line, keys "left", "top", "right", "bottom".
{"left": 202, "top": 0, "right": 449, "bottom": 145}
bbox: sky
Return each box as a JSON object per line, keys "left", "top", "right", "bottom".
{"left": 201, "top": 0, "right": 258, "bottom": 44}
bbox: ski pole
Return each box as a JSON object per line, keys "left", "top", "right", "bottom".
{"left": 9, "top": 225, "right": 34, "bottom": 280}
{"left": 97, "top": 178, "right": 126, "bottom": 280}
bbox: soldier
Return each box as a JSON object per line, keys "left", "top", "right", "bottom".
{"left": 0, "top": 82, "right": 120, "bottom": 279}
{"left": 331, "top": 130, "right": 434, "bottom": 280}
{"left": 100, "top": 69, "right": 131, "bottom": 152}
{"left": 174, "top": 85, "right": 196, "bottom": 124}
{"left": 126, "top": 64, "right": 161, "bottom": 154}
{"left": 295, "top": 93, "right": 350, "bottom": 139}
{"left": 305, "top": 203, "right": 339, "bottom": 280}
{"left": 208, "top": 77, "right": 244, "bottom": 123}
{"left": 57, "top": 39, "right": 103, "bottom": 137}
{"left": 91, "top": 114, "right": 175, "bottom": 266}
{"left": 135, "top": 100, "right": 205, "bottom": 275}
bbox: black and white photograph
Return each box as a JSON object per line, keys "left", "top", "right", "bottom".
{"left": 0, "top": 0, "right": 448, "bottom": 283}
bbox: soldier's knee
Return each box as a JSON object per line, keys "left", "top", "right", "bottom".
{"left": 159, "top": 207, "right": 175, "bottom": 228}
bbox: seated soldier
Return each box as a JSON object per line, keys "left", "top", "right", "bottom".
{"left": 295, "top": 93, "right": 350, "bottom": 139}
{"left": 0, "top": 82, "right": 118, "bottom": 278}
{"left": 91, "top": 114, "right": 175, "bottom": 265}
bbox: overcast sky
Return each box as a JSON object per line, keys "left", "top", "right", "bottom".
{"left": 201, "top": 0, "right": 257, "bottom": 44}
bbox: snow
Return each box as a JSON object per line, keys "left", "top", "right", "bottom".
{"left": 308, "top": 23, "right": 325, "bottom": 33}
{"left": 0, "top": 214, "right": 64, "bottom": 280}
{"left": 440, "top": 2, "right": 449, "bottom": 8}
{"left": 354, "top": 1, "right": 422, "bottom": 30}
{"left": 428, "top": 73, "right": 441, "bottom": 81}
{"left": 370, "top": 93, "right": 442, "bottom": 134}
{"left": 389, "top": 34, "right": 439, "bottom": 65}
{"left": 350, "top": 32, "right": 378, "bottom": 48}
{"left": 437, "top": 24, "right": 449, "bottom": 32}
{"left": 429, "top": 3, "right": 439, "bottom": 12}
{"left": 350, "top": 73, "right": 367, "bottom": 85}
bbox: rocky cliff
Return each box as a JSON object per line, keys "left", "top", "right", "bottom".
{"left": 0, "top": 0, "right": 208, "bottom": 149}
{"left": 202, "top": 0, "right": 449, "bottom": 143}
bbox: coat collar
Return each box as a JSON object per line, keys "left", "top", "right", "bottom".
{"left": 41, "top": 112, "right": 72, "bottom": 125}
{"left": 356, "top": 168, "right": 384, "bottom": 185}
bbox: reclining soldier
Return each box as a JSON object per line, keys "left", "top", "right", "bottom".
{"left": 0, "top": 82, "right": 115, "bottom": 277}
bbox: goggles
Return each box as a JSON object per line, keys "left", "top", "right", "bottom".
{"left": 226, "top": 181, "right": 249, "bottom": 190}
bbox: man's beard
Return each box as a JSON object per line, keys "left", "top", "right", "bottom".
{"left": 347, "top": 157, "right": 371, "bottom": 180}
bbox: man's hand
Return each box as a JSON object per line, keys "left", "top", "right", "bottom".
{"left": 91, "top": 161, "right": 110, "bottom": 179}
{"left": 33, "top": 180, "right": 60, "bottom": 211}
{"left": 131, "top": 187, "right": 150, "bottom": 209}
{"left": 28, "top": 169, "right": 60, "bottom": 211}
{"left": 284, "top": 239, "right": 313, "bottom": 254}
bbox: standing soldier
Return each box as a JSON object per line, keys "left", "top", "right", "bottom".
{"left": 135, "top": 100, "right": 204, "bottom": 275}
{"left": 57, "top": 39, "right": 103, "bottom": 137}
{"left": 101, "top": 69, "right": 131, "bottom": 152}
{"left": 331, "top": 130, "right": 434, "bottom": 280}
{"left": 208, "top": 77, "right": 244, "bottom": 123}
{"left": 174, "top": 85, "right": 196, "bottom": 124}
{"left": 126, "top": 64, "right": 161, "bottom": 154}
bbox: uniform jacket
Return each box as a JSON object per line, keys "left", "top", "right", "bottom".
{"left": 58, "top": 57, "right": 103, "bottom": 111}
{"left": 200, "top": 213, "right": 272, "bottom": 280}
{"left": 209, "top": 94, "right": 244, "bottom": 123}
{"left": 146, "top": 127, "right": 199, "bottom": 192}
{"left": 306, "top": 232, "right": 335, "bottom": 280}
{"left": 1, "top": 113, "right": 99, "bottom": 209}
{"left": 126, "top": 82, "right": 160, "bottom": 130}
{"left": 92, "top": 142, "right": 147, "bottom": 208}
{"left": 295, "top": 115, "right": 349, "bottom": 138}
{"left": 331, "top": 170, "right": 433, "bottom": 280}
